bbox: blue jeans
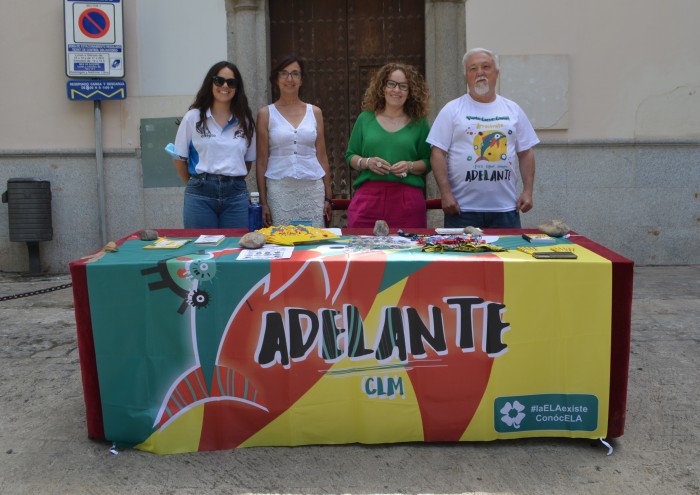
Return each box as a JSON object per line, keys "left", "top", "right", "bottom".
{"left": 444, "top": 210, "right": 521, "bottom": 229}
{"left": 183, "top": 174, "right": 249, "bottom": 228}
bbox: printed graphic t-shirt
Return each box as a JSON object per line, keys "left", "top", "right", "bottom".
{"left": 427, "top": 94, "right": 539, "bottom": 212}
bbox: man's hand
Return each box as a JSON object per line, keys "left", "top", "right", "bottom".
{"left": 516, "top": 192, "right": 533, "bottom": 213}
{"left": 430, "top": 146, "right": 461, "bottom": 215}
{"left": 516, "top": 148, "right": 535, "bottom": 214}
{"left": 441, "top": 192, "right": 461, "bottom": 215}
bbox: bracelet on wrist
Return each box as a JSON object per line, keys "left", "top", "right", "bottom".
{"left": 409, "top": 161, "right": 415, "bottom": 172}
{"left": 324, "top": 197, "right": 334, "bottom": 206}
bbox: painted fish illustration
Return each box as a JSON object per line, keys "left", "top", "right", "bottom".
{"left": 473, "top": 131, "right": 507, "bottom": 162}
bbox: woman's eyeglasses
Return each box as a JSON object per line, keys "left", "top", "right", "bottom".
{"left": 386, "top": 80, "right": 409, "bottom": 92}
{"left": 278, "top": 70, "right": 302, "bottom": 80}
{"left": 212, "top": 76, "right": 239, "bottom": 88}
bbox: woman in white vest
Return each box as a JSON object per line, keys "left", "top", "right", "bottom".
{"left": 255, "top": 55, "right": 333, "bottom": 227}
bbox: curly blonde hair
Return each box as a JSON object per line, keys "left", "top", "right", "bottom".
{"left": 361, "top": 63, "right": 430, "bottom": 121}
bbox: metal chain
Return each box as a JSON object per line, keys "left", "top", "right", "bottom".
{"left": 0, "top": 283, "right": 73, "bottom": 302}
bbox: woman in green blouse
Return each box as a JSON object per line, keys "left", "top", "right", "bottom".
{"left": 345, "top": 62, "right": 431, "bottom": 228}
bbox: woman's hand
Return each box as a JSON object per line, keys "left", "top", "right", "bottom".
{"left": 262, "top": 204, "right": 272, "bottom": 227}
{"left": 389, "top": 160, "right": 412, "bottom": 178}
{"left": 323, "top": 201, "right": 332, "bottom": 224}
{"left": 367, "top": 157, "right": 391, "bottom": 175}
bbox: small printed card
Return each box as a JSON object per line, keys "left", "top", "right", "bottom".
{"left": 144, "top": 237, "right": 189, "bottom": 249}
{"left": 522, "top": 233, "right": 556, "bottom": 244}
{"left": 194, "top": 234, "right": 226, "bottom": 246}
{"left": 532, "top": 251, "right": 577, "bottom": 259}
{"left": 237, "top": 245, "right": 294, "bottom": 260}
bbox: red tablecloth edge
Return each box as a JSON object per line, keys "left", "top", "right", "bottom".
{"left": 69, "top": 260, "right": 104, "bottom": 440}
{"left": 567, "top": 234, "right": 634, "bottom": 438}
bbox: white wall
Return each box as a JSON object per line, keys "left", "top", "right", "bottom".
{"left": 3, "top": 0, "right": 698, "bottom": 150}
{"left": 135, "top": 0, "right": 227, "bottom": 97}
{"left": 465, "top": 0, "right": 700, "bottom": 141}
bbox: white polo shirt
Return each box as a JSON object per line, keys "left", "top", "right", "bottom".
{"left": 174, "top": 108, "right": 256, "bottom": 177}
{"left": 427, "top": 94, "right": 539, "bottom": 212}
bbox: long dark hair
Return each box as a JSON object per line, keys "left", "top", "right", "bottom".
{"left": 269, "top": 54, "right": 306, "bottom": 101}
{"left": 189, "top": 61, "right": 255, "bottom": 145}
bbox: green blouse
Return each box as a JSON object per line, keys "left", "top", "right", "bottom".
{"left": 345, "top": 111, "right": 431, "bottom": 190}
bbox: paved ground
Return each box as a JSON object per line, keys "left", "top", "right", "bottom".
{"left": 0, "top": 266, "right": 698, "bottom": 495}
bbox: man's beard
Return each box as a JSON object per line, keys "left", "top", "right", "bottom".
{"left": 473, "top": 80, "right": 490, "bottom": 96}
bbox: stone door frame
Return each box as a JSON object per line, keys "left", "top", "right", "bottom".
{"left": 224, "top": 0, "right": 466, "bottom": 199}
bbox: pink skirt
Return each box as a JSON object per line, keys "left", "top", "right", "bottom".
{"left": 347, "top": 181, "right": 427, "bottom": 228}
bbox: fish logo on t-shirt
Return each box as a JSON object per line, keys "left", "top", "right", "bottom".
{"left": 234, "top": 129, "right": 246, "bottom": 140}
{"left": 473, "top": 131, "right": 507, "bottom": 163}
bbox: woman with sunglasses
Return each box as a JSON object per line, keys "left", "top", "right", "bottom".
{"left": 345, "top": 62, "right": 431, "bottom": 228}
{"left": 171, "top": 61, "right": 256, "bottom": 228}
{"left": 255, "top": 55, "right": 332, "bottom": 227}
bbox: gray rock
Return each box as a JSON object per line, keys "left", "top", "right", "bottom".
{"left": 373, "top": 220, "right": 389, "bottom": 236}
{"left": 239, "top": 232, "right": 266, "bottom": 249}
{"left": 139, "top": 229, "right": 159, "bottom": 241}
{"left": 538, "top": 219, "right": 570, "bottom": 237}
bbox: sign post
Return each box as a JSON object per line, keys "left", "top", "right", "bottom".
{"left": 65, "top": 0, "right": 125, "bottom": 246}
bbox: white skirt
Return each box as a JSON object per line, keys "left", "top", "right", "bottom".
{"left": 266, "top": 178, "right": 325, "bottom": 227}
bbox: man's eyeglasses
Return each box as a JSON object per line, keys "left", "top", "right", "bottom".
{"left": 212, "top": 76, "right": 239, "bottom": 88}
{"left": 386, "top": 80, "right": 409, "bottom": 92}
{"left": 278, "top": 70, "right": 302, "bottom": 80}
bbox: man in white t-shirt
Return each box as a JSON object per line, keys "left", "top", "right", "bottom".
{"left": 427, "top": 48, "right": 539, "bottom": 228}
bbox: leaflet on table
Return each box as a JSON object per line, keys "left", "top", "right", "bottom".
{"left": 194, "top": 234, "right": 226, "bottom": 245}
{"left": 144, "top": 238, "right": 190, "bottom": 249}
{"left": 522, "top": 233, "right": 556, "bottom": 243}
{"left": 237, "top": 245, "right": 294, "bottom": 260}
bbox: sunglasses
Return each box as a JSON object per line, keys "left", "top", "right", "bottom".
{"left": 212, "top": 76, "right": 239, "bottom": 88}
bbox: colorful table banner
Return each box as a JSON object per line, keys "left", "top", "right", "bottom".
{"left": 85, "top": 235, "right": 611, "bottom": 453}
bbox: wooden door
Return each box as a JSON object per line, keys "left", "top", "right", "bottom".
{"left": 269, "top": 0, "right": 425, "bottom": 200}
